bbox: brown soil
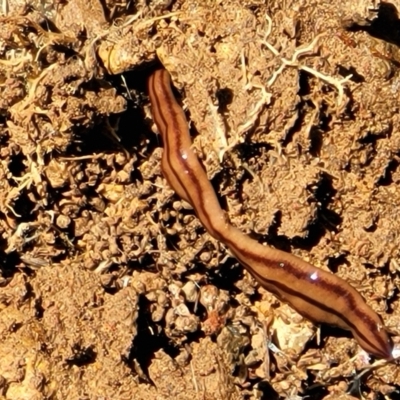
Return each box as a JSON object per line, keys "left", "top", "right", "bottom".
{"left": 0, "top": 0, "right": 400, "bottom": 399}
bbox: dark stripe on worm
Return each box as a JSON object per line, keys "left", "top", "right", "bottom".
{"left": 236, "top": 255, "right": 389, "bottom": 359}
{"left": 149, "top": 71, "right": 225, "bottom": 239}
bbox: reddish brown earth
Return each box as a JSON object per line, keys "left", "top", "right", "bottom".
{"left": 0, "top": 1, "right": 400, "bottom": 399}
